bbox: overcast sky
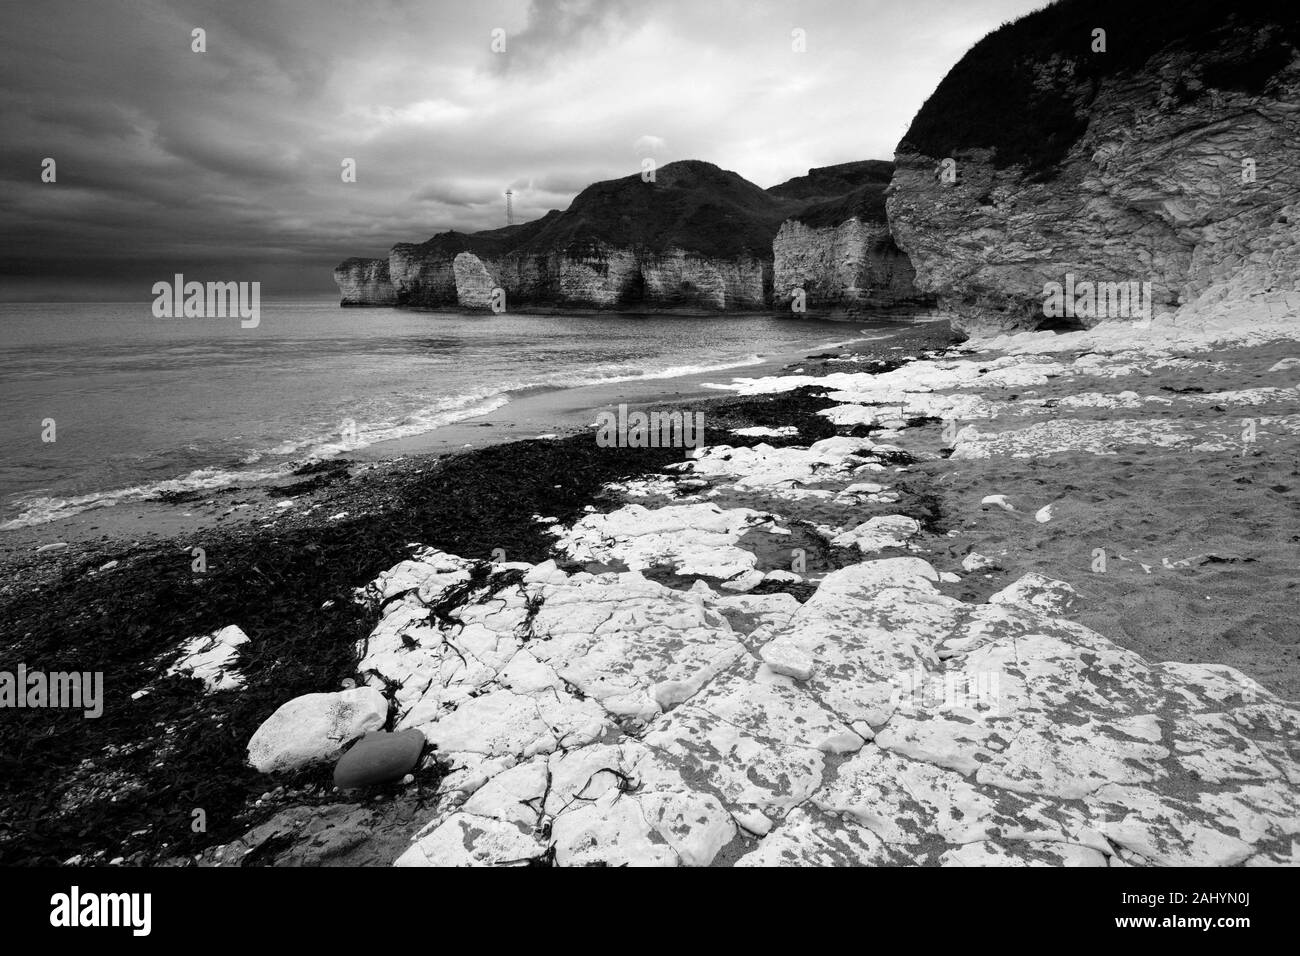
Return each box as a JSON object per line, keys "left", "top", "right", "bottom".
{"left": 0, "top": 0, "right": 1045, "bottom": 300}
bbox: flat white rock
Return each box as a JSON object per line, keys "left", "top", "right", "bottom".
{"left": 167, "top": 624, "right": 249, "bottom": 692}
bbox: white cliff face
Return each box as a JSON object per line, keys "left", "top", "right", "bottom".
{"left": 888, "top": 46, "right": 1300, "bottom": 335}
{"left": 352, "top": 242, "right": 771, "bottom": 312}
{"left": 334, "top": 158, "right": 937, "bottom": 312}
{"left": 502, "top": 243, "right": 769, "bottom": 311}
{"left": 640, "top": 249, "right": 770, "bottom": 310}
{"left": 773, "top": 218, "right": 922, "bottom": 311}
{"left": 553, "top": 244, "right": 640, "bottom": 308}
{"left": 389, "top": 244, "right": 457, "bottom": 305}
{"left": 333, "top": 258, "right": 397, "bottom": 307}
{"left": 452, "top": 252, "right": 498, "bottom": 309}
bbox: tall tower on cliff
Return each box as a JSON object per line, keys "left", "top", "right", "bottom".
{"left": 505, "top": 189, "right": 514, "bottom": 226}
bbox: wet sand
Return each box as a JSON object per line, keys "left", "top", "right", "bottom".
{"left": 350, "top": 326, "right": 927, "bottom": 459}
{"left": 910, "top": 338, "right": 1300, "bottom": 698}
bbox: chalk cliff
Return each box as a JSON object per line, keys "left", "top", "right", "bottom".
{"left": 886, "top": 0, "right": 1300, "bottom": 334}
{"left": 335, "top": 160, "right": 924, "bottom": 312}
{"left": 769, "top": 160, "right": 926, "bottom": 312}
{"left": 333, "top": 257, "right": 397, "bottom": 307}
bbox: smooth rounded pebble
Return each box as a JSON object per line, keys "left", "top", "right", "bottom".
{"left": 333, "top": 728, "right": 426, "bottom": 790}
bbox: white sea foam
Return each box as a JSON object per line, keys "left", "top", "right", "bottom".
{"left": 0, "top": 465, "right": 286, "bottom": 530}
{"left": 2, "top": 333, "right": 914, "bottom": 532}
{"left": 264, "top": 391, "right": 511, "bottom": 458}
{"left": 542, "top": 354, "right": 768, "bottom": 388}
{"left": 0, "top": 392, "right": 512, "bottom": 530}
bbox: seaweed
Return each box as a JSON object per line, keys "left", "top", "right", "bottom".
{"left": 0, "top": 433, "right": 691, "bottom": 865}
{"left": 707, "top": 386, "right": 839, "bottom": 445}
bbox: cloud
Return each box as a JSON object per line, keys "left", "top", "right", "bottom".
{"left": 0, "top": 0, "right": 1047, "bottom": 299}
{"left": 411, "top": 180, "right": 499, "bottom": 207}
{"left": 490, "top": 0, "right": 653, "bottom": 72}
{"left": 632, "top": 134, "right": 669, "bottom": 157}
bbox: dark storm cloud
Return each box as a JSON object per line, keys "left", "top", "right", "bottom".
{"left": 411, "top": 180, "right": 500, "bottom": 207}
{"left": 0, "top": 0, "right": 1045, "bottom": 300}
{"left": 491, "top": 0, "right": 653, "bottom": 72}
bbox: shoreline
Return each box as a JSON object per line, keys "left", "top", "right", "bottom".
{"left": 0, "top": 316, "right": 949, "bottom": 560}
{"left": 341, "top": 303, "right": 939, "bottom": 319}
{"left": 351, "top": 320, "right": 941, "bottom": 460}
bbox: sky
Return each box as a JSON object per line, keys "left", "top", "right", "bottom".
{"left": 0, "top": 0, "right": 1047, "bottom": 300}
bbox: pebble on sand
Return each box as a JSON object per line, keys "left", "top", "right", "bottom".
{"left": 961, "top": 552, "right": 999, "bottom": 572}
{"left": 333, "top": 728, "right": 426, "bottom": 790}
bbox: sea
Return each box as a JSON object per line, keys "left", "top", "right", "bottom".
{"left": 0, "top": 296, "right": 918, "bottom": 530}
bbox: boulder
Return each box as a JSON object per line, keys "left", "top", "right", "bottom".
{"left": 887, "top": 2, "right": 1300, "bottom": 334}
{"left": 247, "top": 687, "right": 388, "bottom": 775}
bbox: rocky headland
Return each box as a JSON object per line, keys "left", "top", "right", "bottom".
{"left": 335, "top": 159, "right": 931, "bottom": 314}
{"left": 887, "top": 0, "right": 1300, "bottom": 335}
{"left": 770, "top": 161, "right": 920, "bottom": 311}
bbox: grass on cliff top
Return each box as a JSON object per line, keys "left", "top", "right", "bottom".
{"left": 791, "top": 183, "right": 891, "bottom": 229}
{"left": 765, "top": 160, "right": 893, "bottom": 203}
{"left": 900, "top": 0, "right": 1300, "bottom": 175}
{"left": 505, "top": 160, "right": 796, "bottom": 260}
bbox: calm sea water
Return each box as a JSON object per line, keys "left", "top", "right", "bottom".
{"left": 0, "top": 297, "right": 906, "bottom": 529}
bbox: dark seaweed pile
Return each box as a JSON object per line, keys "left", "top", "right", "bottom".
{"left": 705, "top": 386, "right": 840, "bottom": 446}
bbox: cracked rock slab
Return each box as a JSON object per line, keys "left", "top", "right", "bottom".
{"left": 400, "top": 743, "right": 735, "bottom": 867}
{"left": 829, "top": 514, "right": 922, "bottom": 553}
{"left": 554, "top": 502, "right": 776, "bottom": 581}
